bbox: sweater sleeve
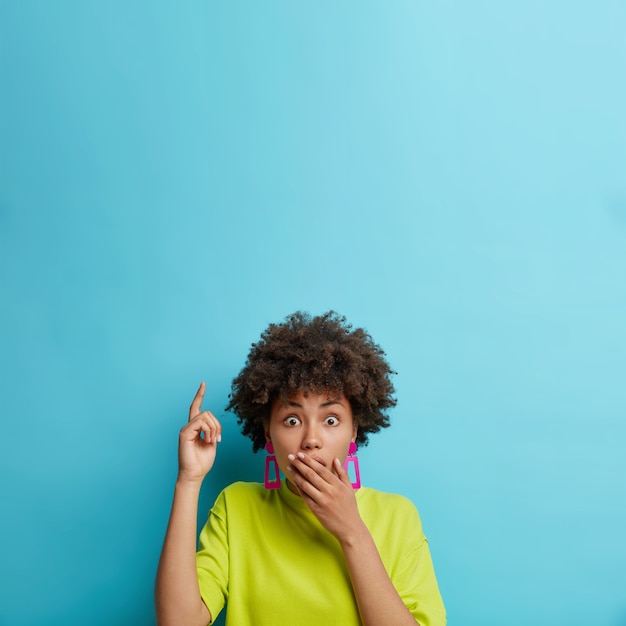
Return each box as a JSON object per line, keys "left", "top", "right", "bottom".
{"left": 397, "top": 536, "right": 447, "bottom": 626}
{"left": 387, "top": 497, "right": 446, "bottom": 626}
{"left": 362, "top": 490, "right": 446, "bottom": 626}
{"left": 196, "top": 490, "right": 229, "bottom": 622}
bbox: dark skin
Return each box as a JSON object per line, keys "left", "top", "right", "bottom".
{"left": 156, "top": 384, "right": 419, "bottom": 626}
{"left": 265, "top": 391, "right": 419, "bottom": 625}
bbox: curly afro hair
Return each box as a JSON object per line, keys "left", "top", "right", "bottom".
{"left": 226, "top": 311, "right": 397, "bottom": 452}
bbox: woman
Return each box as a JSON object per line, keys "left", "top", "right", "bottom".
{"left": 155, "top": 311, "right": 446, "bottom": 625}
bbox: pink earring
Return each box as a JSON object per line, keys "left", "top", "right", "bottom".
{"left": 264, "top": 441, "right": 281, "bottom": 489}
{"left": 344, "top": 442, "right": 361, "bottom": 490}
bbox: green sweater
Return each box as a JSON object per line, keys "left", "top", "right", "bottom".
{"left": 196, "top": 480, "right": 446, "bottom": 625}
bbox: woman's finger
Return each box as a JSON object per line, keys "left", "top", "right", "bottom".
{"left": 287, "top": 466, "right": 322, "bottom": 500}
{"left": 289, "top": 481, "right": 318, "bottom": 510}
{"left": 202, "top": 411, "right": 222, "bottom": 443}
{"left": 294, "top": 453, "right": 341, "bottom": 484}
{"left": 182, "top": 411, "right": 222, "bottom": 443}
{"left": 188, "top": 382, "right": 206, "bottom": 421}
{"left": 333, "top": 457, "right": 353, "bottom": 488}
{"left": 287, "top": 454, "right": 329, "bottom": 487}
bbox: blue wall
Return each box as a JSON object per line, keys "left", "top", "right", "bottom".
{"left": 1, "top": 2, "right": 625, "bottom": 625}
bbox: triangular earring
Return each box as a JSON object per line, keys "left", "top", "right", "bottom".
{"left": 264, "top": 441, "right": 281, "bottom": 489}
{"left": 344, "top": 442, "right": 361, "bottom": 490}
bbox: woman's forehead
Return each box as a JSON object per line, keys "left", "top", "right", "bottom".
{"left": 274, "top": 389, "right": 349, "bottom": 407}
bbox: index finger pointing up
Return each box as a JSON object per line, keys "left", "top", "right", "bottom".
{"left": 189, "top": 382, "right": 206, "bottom": 421}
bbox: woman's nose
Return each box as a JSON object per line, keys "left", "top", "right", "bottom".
{"left": 301, "top": 426, "right": 322, "bottom": 449}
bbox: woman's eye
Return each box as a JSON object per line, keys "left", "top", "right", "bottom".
{"left": 324, "top": 416, "right": 338, "bottom": 426}
{"left": 284, "top": 416, "right": 300, "bottom": 426}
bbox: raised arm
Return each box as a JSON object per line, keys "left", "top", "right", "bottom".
{"left": 155, "top": 383, "right": 221, "bottom": 626}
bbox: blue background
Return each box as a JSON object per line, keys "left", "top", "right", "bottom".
{"left": 1, "top": 2, "right": 625, "bottom": 625}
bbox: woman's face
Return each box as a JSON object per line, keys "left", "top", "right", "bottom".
{"left": 266, "top": 390, "right": 357, "bottom": 488}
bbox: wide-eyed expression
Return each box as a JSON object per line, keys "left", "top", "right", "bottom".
{"left": 266, "top": 390, "right": 357, "bottom": 489}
